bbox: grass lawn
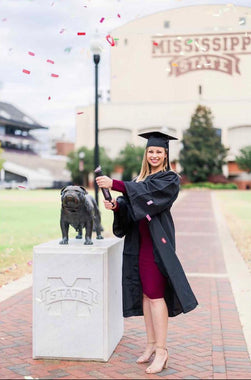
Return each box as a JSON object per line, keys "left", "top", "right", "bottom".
{"left": 1, "top": 188, "right": 250, "bottom": 286}
{"left": 0, "top": 189, "right": 116, "bottom": 286}
{"left": 215, "top": 190, "right": 251, "bottom": 272}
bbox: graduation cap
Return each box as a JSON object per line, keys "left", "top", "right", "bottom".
{"left": 138, "top": 131, "right": 178, "bottom": 171}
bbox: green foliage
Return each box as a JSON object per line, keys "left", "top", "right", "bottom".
{"left": 67, "top": 146, "right": 93, "bottom": 185}
{"left": 66, "top": 146, "right": 114, "bottom": 185}
{"left": 117, "top": 144, "right": 145, "bottom": 180}
{"left": 235, "top": 145, "right": 251, "bottom": 173}
{"left": 179, "top": 105, "right": 229, "bottom": 182}
{"left": 99, "top": 147, "right": 115, "bottom": 176}
{"left": 181, "top": 182, "right": 237, "bottom": 189}
{"left": 0, "top": 142, "right": 5, "bottom": 170}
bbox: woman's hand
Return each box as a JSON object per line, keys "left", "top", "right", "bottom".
{"left": 104, "top": 198, "right": 117, "bottom": 210}
{"left": 96, "top": 175, "right": 113, "bottom": 189}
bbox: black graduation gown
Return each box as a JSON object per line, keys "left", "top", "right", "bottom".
{"left": 112, "top": 170, "right": 198, "bottom": 318}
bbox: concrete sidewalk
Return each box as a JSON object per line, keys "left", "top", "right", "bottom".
{"left": 1, "top": 190, "right": 251, "bottom": 379}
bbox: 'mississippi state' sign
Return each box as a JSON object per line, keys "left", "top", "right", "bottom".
{"left": 152, "top": 32, "right": 251, "bottom": 76}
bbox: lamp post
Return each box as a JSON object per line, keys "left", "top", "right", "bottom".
{"left": 90, "top": 34, "right": 103, "bottom": 206}
{"left": 78, "top": 151, "right": 85, "bottom": 185}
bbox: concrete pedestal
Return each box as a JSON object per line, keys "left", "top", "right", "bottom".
{"left": 33, "top": 238, "right": 124, "bottom": 362}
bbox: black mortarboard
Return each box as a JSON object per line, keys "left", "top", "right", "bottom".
{"left": 138, "top": 131, "right": 178, "bottom": 171}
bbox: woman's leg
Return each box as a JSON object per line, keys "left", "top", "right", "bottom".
{"left": 145, "top": 297, "right": 169, "bottom": 373}
{"left": 136, "top": 294, "right": 156, "bottom": 363}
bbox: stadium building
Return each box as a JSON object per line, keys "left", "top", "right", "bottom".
{"left": 0, "top": 102, "right": 71, "bottom": 189}
{"left": 75, "top": 3, "right": 251, "bottom": 189}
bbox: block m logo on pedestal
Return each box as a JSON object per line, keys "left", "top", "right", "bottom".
{"left": 38, "top": 277, "right": 99, "bottom": 317}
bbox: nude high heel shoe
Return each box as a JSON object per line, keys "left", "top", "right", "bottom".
{"left": 136, "top": 341, "right": 156, "bottom": 364}
{"left": 145, "top": 346, "right": 168, "bottom": 374}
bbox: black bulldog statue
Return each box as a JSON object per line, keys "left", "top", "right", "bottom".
{"left": 59, "top": 185, "right": 103, "bottom": 245}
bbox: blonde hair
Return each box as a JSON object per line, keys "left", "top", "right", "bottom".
{"left": 136, "top": 147, "right": 172, "bottom": 182}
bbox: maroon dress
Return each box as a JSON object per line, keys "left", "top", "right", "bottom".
{"left": 112, "top": 179, "right": 166, "bottom": 299}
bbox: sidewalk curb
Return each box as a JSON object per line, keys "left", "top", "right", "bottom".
{"left": 0, "top": 273, "right": 32, "bottom": 303}
{"left": 211, "top": 191, "right": 251, "bottom": 360}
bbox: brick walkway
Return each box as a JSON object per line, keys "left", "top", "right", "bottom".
{"left": 1, "top": 190, "right": 251, "bottom": 379}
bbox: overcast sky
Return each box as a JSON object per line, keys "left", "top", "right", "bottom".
{"left": 1, "top": 0, "right": 250, "bottom": 141}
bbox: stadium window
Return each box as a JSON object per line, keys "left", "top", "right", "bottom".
{"left": 215, "top": 128, "right": 222, "bottom": 141}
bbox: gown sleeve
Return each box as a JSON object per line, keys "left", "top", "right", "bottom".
{"left": 112, "top": 179, "right": 126, "bottom": 194}
{"left": 124, "top": 171, "right": 180, "bottom": 222}
{"left": 112, "top": 196, "right": 133, "bottom": 238}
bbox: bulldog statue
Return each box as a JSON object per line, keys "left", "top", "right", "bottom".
{"left": 59, "top": 185, "right": 103, "bottom": 245}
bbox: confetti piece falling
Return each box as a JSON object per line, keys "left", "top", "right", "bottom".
{"left": 18, "top": 185, "right": 26, "bottom": 189}
{"left": 100, "top": 17, "right": 105, "bottom": 23}
{"left": 60, "top": 28, "right": 65, "bottom": 34}
{"left": 77, "top": 112, "right": 84, "bottom": 115}
{"left": 106, "top": 34, "right": 115, "bottom": 46}
{"left": 147, "top": 200, "right": 153, "bottom": 205}
{"left": 187, "top": 39, "right": 193, "bottom": 44}
{"left": 77, "top": 32, "right": 86, "bottom": 35}
{"left": 172, "top": 63, "right": 178, "bottom": 67}
{"left": 117, "top": 13, "right": 121, "bottom": 18}
{"left": 27, "top": 261, "right": 33, "bottom": 266}
{"left": 28, "top": 51, "right": 35, "bottom": 56}
{"left": 46, "top": 59, "right": 54, "bottom": 64}
{"left": 51, "top": 73, "right": 59, "bottom": 78}
{"left": 2, "top": 18, "right": 7, "bottom": 22}
{"left": 146, "top": 214, "right": 151, "bottom": 222}
{"left": 64, "top": 47, "right": 72, "bottom": 53}
{"left": 161, "top": 237, "right": 167, "bottom": 244}
{"left": 48, "top": 96, "right": 51, "bottom": 100}
{"left": 153, "top": 41, "right": 158, "bottom": 46}
{"left": 22, "top": 69, "right": 30, "bottom": 74}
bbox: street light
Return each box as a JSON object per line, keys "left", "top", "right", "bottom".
{"left": 90, "top": 33, "right": 103, "bottom": 206}
{"left": 78, "top": 151, "right": 85, "bottom": 185}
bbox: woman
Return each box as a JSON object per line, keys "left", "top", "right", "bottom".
{"left": 96, "top": 131, "right": 198, "bottom": 374}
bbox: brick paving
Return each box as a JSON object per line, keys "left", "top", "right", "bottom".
{"left": 1, "top": 190, "right": 251, "bottom": 379}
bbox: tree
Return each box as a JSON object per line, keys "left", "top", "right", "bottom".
{"left": 235, "top": 146, "right": 251, "bottom": 173}
{"left": 118, "top": 144, "right": 145, "bottom": 181}
{"left": 179, "top": 105, "right": 229, "bottom": 182}
{"left": 0, "top": 142, "right": 4, "bottom": 171}
{"left": 66, "top": 146, "right": 114, "bottom": 186}
{"left": 67, "top": 147, "right": 93, "bottom": 185}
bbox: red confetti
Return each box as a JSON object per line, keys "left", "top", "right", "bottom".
{"left": 147, "top": 200, "right": 153, "bottom": 205}
{"left": 100, "top": 17, "right": 105, "bottom": 23}
{"left": 77, "top": 32, "right": 86, "bottom": 36}
{"left": 22, "top": 69, "right": 30, "bottom": 75}
{"left": 51, "top": 73, "right": 59, "bottom": 78}
{"left": 2, "top": 18, "right": 7, "bottom": 22}
{"left": 106, "top": 34, "right": 115, "bottom": 46}
{"left": 146, "top": 214, "right": 151, "bottom": 222}
{"left": 153, "top": 41, "right": 158, "bottom": 46}
{"left": 27, "top": 261, "right": 33, "bottom": 266}
{"left": 18, "top": 185, "right": 26, "bottom": 189}
{"left": 46, "top": 59, "right": 54, "bottom": 64}
{"left": 48, "top": 96, "right": 51, "bottom": 100}
{"left": 117, "top": 13, "right": 121, "bottom": 18}
{"left": 28, "top": 51, "right": 35, "bottom": 56}
{"left": 77, "top": 112, "right": 84, "bottom": 115}
{"left": 60, "top": 28, "right": 65, "bottom": 34}
{"left": 161, "top": 237, "right": 167, "bottom": 244}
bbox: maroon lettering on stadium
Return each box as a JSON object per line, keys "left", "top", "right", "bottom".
{"left": 152, "top": 32, "right": 251, "bottom": 76}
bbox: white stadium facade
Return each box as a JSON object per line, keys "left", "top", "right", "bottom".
{"left": 75, "top": 2, "right": 251, "bottom": 189}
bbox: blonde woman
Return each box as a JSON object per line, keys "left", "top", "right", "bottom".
{"left": 96, "top": 131, "right": 198, "bottom": 375}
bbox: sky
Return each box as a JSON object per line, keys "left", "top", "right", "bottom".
{"left": 1, "top": 0, "right": 251, "bottom": 141}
